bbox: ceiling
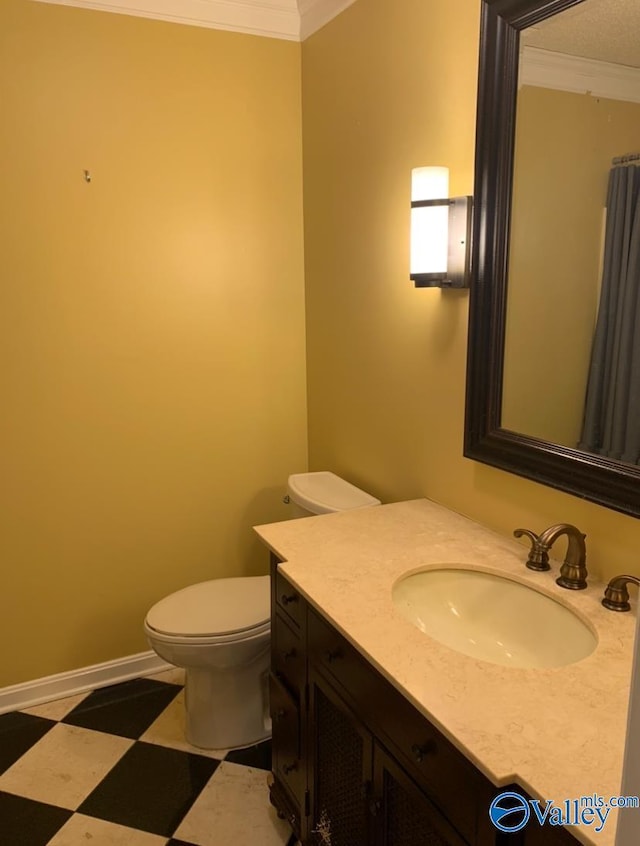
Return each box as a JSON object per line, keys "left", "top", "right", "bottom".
{"left": 33, "top": 0, "right": 358, "bottom": 41}
{"left": 37, "top": 0, "right": 640, "bottom": 62}
{"left": 522, "top": 0, "right": 640, "bottom": 68}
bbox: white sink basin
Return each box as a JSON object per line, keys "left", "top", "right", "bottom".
{"left": 392, "top": 568, "right": 597, "bottom": 669}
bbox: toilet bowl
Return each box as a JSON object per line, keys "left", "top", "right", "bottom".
{"left": 144, "top": 575, "right": 270, "bottom": 750}
{"left": 144, "top": 472, "right": 379, "bottom": 750}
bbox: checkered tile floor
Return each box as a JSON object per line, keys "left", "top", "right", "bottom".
{"left": 0, "top": 669, "right": 296, "bottom": 845}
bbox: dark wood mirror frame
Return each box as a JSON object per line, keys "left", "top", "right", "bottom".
{"left": 464, "top": 0, "right": 640, "bottom": 519}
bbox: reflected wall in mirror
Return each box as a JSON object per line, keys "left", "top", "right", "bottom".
{"left": 464, "top": 0, "right": 640, "bottom": 517}
{"left": 502, "top": 0, "right": 640, "bottom": 454}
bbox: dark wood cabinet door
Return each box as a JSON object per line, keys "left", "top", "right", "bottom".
{"left": 309, "top": 670, "right": 373, "bottom": 846}
{"left": 373, "top": 742, "right": 470, "bottom": 846}
{"left": 524, "top": 819, "right": 584, "bottom": 846}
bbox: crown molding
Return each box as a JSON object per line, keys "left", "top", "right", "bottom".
{"left": 32, "top": 0, "right": 357, "bottom": 40}
{"left": 520, "top": 46, "right": 640, "bottom": 105}
{"left": 298, "top": 0, "right": 356, "bottom": 40}
{"left": 33, "top": 0, "right": 301, "bottom": 40}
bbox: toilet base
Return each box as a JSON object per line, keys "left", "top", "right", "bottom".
{"left": 184, "top": 647, "right": 271, "bottom": 750}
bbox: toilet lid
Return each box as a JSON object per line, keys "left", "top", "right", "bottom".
{"left": 146, "top": 575, "right": 270, "bottom": 638}
{"left": 287, "top": 471, "right": 381, "bottom": 514}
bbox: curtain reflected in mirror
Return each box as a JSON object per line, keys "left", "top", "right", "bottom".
{"left": 579, "top": 161, "right": 640, "bottom": 463}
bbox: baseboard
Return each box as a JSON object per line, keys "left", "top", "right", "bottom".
{"left": 0, "top": 651, "right": 172, "bottom": 715}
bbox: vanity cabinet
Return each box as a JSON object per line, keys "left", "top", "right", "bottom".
{"left": 269, "top": 555, "right": 580, "bottom": 846}
{"left": 310, "top": 669, "right": 469, "bottom": 846}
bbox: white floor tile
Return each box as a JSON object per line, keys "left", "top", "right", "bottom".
{"left": 174, "top": 761, "right": 291, "bottom": 846}
{"left": 47, "top": 815, "right": 167, "bottom": 845}
{"left": 146, "top": 667, "right": 185, "bottom": 686}
{"left": 21, "top": 692, "right": 90, "bottom": 721}
{"left": 0, "top": 723, "right": 132, "bottom": 810}
{"left": 139, "top": 690, "right": 229, "bottom": 760}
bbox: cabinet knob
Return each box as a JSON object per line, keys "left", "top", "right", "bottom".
{"left": 368, "top": 797, "right": 382, "bottom": 817}
{"left": 274, "top": 708, "right": 287, "bottom": 721}
{"left": 281, "top": 593, "right": 298, "bottom": 606}
{"left": 411, "top": 741, "right": 436, "bottom": 763}
{"left": 324, "top": 648, "right": 342, "bottom": 664}
{"left": 282, "top": 762, "right": 297, "bottom": 775}
{"left": 283, "top": 648, "right": 297, "bottom": 660}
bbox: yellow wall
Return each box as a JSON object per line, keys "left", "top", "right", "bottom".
{"left": 4, "top": 0, "right": 640, "bottom": 691}
{"left": 302, "top": 0, "right": 640, "bottom": 584}
{"left": 0, "top": 0, "right": 307, "bottom": 686}
{"left": 504, "top": 86, "right": 640, "bottom": 446}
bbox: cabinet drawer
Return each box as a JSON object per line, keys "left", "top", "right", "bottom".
{"left": 308, "top": 608, "right": 480, "bottom": 844}
{"left": 275, "top": 571, "right": 304, "bottom": 629}
{"left": 308, "top": 606, "right": 380, "bottom": 705}
{"left": 272, "top": 612, "right": 305, "bottom": 695}
{"left": 270, "top": 673, "right": 304, "bottom": 805}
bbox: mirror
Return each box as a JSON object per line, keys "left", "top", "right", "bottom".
{"left": 464, "top": 0, "right": 640, "bottom": 518}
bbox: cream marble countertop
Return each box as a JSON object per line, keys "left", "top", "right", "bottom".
{"left": 254, "top": 498, "right": 636, "bottom": 846}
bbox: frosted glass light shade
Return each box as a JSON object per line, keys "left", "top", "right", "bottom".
{"left": 411, "top": 166, "right": 449, "bottom": 202}
{"left": 410, "top": 167, "right": 449, "bottom": 276}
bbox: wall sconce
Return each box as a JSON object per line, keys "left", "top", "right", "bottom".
{"left": 410, "top": 166, "right": 473, "bottom": 289}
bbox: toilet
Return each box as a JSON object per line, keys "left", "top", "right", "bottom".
{"left": 144, "top": 575, "right": 271, "bottom": 750}
{"left": 144, "top": 471, "right": 380, "bottom": 750}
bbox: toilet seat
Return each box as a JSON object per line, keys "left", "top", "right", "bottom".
{"left": 145, "top": 575, "right": 270, "bottom": 643}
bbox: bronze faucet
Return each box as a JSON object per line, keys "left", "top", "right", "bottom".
{"left": 513, "top": 523, "right": 587, "bottom": 590}
{"left": 602, "top": 575, "right": 640, "bottom": 611}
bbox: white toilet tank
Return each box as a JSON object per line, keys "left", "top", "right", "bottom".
{"left": 286, "top": 471, "right": 381, "bottom": 518}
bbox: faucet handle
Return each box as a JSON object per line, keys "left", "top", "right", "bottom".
{"left": 602, "top": 575, "right": 640, "bottom": 612}
{"left": 513, "top": 528, "right": 551, "bottom": 572}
